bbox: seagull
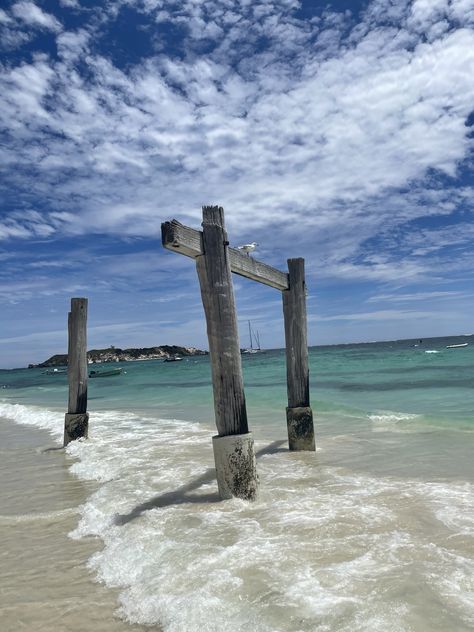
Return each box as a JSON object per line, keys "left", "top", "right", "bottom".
{"left": 237, "top": 242, "right": 258, "bottom": 256}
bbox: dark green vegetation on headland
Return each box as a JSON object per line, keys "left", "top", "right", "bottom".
{"left": 28, "top": 346, "right": 207, "bottom": 368}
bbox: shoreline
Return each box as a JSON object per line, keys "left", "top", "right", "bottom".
{"left": 0, "top": 333, "right": 471, "bottom": 372}
{"left": 1, "top": 377, "right": 474, "bottom": 630}
{"left": 0, "top": 415, "right": 159, "bottom": 632}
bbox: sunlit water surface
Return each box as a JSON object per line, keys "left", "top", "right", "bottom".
{"left": 1, "top": 337, "right": 473, "bottom": 631}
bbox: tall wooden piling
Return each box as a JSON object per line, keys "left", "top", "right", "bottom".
{"left": 64, "top": 297, "right": 89, "bottom": 446}
{"left": 282, "top": 259, "right": 315, "bottom": 450}
{"left": 196, "top": 206, "right": 258, "bottom": 500}
{"left": 162, "top": 207, "right": 317, "bottom": 494}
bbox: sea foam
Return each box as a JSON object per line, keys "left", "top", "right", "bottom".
{"left": 0, "top": 401, "right": 64, "bottom": 440}
{"left": 368, "top": 411, "right": 422, "bottom": 433}
{"left": 2, "top": 400, "right": 474, "bottom": 631}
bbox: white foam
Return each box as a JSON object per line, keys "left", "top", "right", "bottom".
{"left": 0, "top": 507, "right": 78, "bottom": 525}
{"left": 423, "top": 547, "right": 474, "bottom": 628}
{"left": 368, "top": 411, "right": 422, "bottom": 433}
{"left": 66, "top": 424, "right": 399, "bottom": 629}
{"left": 70, "top": 441, "right": 467, "bottom": 630}
{"left": 417, "top": 481, "right": 474, "bottom": 537}
{"left": 0, "top": 400, "right": 64, "bottom": 440}
{"left": 425, "top": 350, "right": 439, "bottom": 353}
{"left": 3, "top": 400, "right": 474, "bottom": 631}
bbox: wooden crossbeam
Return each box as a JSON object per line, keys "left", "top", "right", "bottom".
{"left": 161, "top": 219, "right": 289, "bottom": 291}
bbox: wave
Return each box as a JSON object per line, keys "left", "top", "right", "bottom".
{"left": 0, "top": 400, "right": 64, "bottom": 440}
{"left": 2, "top": 400, "right": 474, "bottom": 630}
{"left": 368, "top": 411, "right": 423, "bottom": 433}
{"left": 0, "top": 507, "right": 78, "bottom": 525}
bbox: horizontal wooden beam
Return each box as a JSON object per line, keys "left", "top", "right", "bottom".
{"left": 162, "top": 219, "right": 289, "bottom": 291}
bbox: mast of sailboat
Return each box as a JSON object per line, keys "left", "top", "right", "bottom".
{"left": 248, "top": 320, "right": 253, "bottom": 350}
{"left": 255, "top": 330, "right": 261, "bottom": 351}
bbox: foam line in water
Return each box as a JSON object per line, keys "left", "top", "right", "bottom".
{"left": 68, "top": 416, "right": 474, "bottom": 630}
{"left": 368, "top": 411, "right": 422, "bottom": 433}
{"left": 0, "top": 507, "right": 79, "bottom": 525}
{"left": 2, "top": 400, "right": 474, "bottom": 630}
{"left": 0, "top": 401, "right": 64, "bottom": 441}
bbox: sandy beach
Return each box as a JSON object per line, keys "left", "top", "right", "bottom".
{"left": 0, "top": 416, "right": 157, "bottom": 632}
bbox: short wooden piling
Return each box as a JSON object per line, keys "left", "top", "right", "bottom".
{"left": 64, "top": 298, "right": 89, "bottom": 446}
{"left": 282, "top": 259, "right": 315, "bottom": 450}
{"left": 196, "top": 206, "right": 258, "bottom": 500}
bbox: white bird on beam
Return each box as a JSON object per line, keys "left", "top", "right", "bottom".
{"left": 237, "top": 242, "right": 258, "bottom": 256}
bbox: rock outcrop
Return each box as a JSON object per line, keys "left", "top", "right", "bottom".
{"left": 28, "top": 345, "right": 207, "bottom": 368}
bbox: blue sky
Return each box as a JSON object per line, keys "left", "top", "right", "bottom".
{"left": 1, "top": 0, "right": 474, "bottom": 368}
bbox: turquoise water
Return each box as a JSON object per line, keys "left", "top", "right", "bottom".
{"left": 2, "top": 335, "right": 473, "bottom": 428}
{"left": 1, "top": 336, "right": 474, "bottom": 631}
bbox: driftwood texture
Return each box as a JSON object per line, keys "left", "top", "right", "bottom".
{"left": 162, "top": 219, "right": 289, "bottom": 291}
{"left": 162, "top": 208, "right": 314, "bottom": 454}
{"left": 196, "top": 207, "right": 249, "bottom": 436}
{"left": 282, "top": 259, "right": 310, "bottom": 409}
{"left": 64, "top": 412, "right": 89, "bottom": 446}
{"left": 67, "top": 298, "right": 88, "bottom": 414}
{"left": 282, "top": 259, "right": 315, "bottom": 451}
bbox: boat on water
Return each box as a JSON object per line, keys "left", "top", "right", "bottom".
{"left": 163, "top": 356, "right": 183, "bottom": 362}
{"left": 89, "top": 367, "right": 123, "bottom": 378}
{"left": 446, "top": 343, "right": 469, "bottom": 349}
{"left": 43, "top": 368, "right": 67, "bottom": 374}
{"left": 242, "top": 321, "right": 262, "bottom": 354}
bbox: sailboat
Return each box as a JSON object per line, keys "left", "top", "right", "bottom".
{"left": 242, "top": 321, "right": 260, "bottom": 354}
{"left": 255, "top": 329, "right": 261, "bottom": 351}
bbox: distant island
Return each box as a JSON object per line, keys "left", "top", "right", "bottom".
{"left": 28, "top": 345, "right": 208, "bottom": 368}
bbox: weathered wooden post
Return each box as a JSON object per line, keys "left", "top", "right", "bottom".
{"left": 162, "top": 207, "right": 316, "bottom": 491}
{"left": 282, "top": 259, "right": 315, "bottom": 450}
{"left": 64, "top": 297, "right": 89, "bottom": 446}
{"left": 195, "top": 206, "right": 258, "bottom": 500}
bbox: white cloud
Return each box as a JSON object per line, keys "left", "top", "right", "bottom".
{"left": 314, "top": 309, "right": 444, "bottom": 322}
{"left": 451, "top": 0, "right": 474, "bottom": 23}
{"left": 409, "top": 0, "right": 474, "bottom": 31}
{"left": 0, "top": 9, "right": 13, "bottom": 24}
{"left": 319, "top": 258, "right": 430, "bottom": 283}
{"left": 0, "top": 209, "right": 58, "bottom": 241}
{"left": 367, "top": 291, "right": 470, "bottom": 303}
{"left": 0, "top": 278, "right": 88, "bottom": 303}
{"left": 2, "top": 56, "right": 54, "bottom": 120}
{"left": 11, "top": 1, "right": 62, "bottom": 31}
{"left": 0, "top": 0, "right": 474, "bottom": 285}
{"left": 0, "top": 29, "right": 31, "bottom": 49}
{"left": 410, "top": 0, "right": 449, "bottom": 27}
{"left": 0, "top": 319, "right": 160, "bottom": 345}
{"left": 0, "top": 222, "right": 32, "bottom": 239}
{"left": 0, "top": 327, "right": 66, "bottom": 345}
{"left": 56, "top": 29, "right": 90, "bottom": 61}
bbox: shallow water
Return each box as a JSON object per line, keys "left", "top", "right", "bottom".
{"left": 0, "top": 417, "right": 157, "bottom": 632}
{"left": 1, "top": 336, "right": 473, "bottom": 630}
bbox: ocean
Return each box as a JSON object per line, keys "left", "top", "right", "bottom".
{"left": 1, "top": 335, "right": 473, "bottom": 631}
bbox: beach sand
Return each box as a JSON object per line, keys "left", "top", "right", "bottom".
{"left": 0, "top": 417, "right": 157, "bottom": 632}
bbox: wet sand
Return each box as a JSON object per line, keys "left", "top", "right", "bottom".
{"left": 0, "top": 417, "right": 158, "bottom": 632}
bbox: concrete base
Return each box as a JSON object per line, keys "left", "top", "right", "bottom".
{"left": 286, "top": 406, "right": 315, "bottom": 451}
{"left": 64, "top": 412, "right": 89, "bottom": 446}
{"left": 212, "top": 432, "right": 258, "bottom": 501}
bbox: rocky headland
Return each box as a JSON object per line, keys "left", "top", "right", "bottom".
{"left": 28, "top": 345, "right": 207, "bottom": 368}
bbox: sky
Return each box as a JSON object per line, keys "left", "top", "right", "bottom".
{"left": 1, "top": 0, "right": 474, "bottom": 368}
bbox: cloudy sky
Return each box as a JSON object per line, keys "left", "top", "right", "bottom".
{"left": 1, "top": 0, "right": 474, "bottom": 368}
